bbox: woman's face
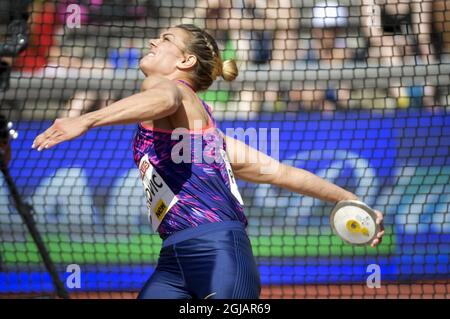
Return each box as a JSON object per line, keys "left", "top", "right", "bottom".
{"left": 139, "top": 28, "right": 190, "bottom": 77}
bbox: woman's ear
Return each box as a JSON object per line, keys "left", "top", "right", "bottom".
{"left": 177, "top": 54, "right": 197, "bottom": 71}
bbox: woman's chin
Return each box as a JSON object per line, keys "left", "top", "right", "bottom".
{"left": 139, "top": 64, "right": 151, "bottom": 77}
{"left": 139, "top": 59, "right": 154, "bottom": 75}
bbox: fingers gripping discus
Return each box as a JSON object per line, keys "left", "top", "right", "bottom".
{"left": 330, "top": 200, "right": 380, "bottom": 246}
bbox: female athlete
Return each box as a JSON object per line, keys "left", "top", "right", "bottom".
{"left": 32, "top": 24, "right": 384, "bottom": 299}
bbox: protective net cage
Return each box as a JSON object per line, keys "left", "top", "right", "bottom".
{"left": 0, "top": 0, "right": 449, "bottom": 299}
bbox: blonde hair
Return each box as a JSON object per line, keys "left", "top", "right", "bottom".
{"left": 175, "top": 24, "right": 238, "bottom": 91}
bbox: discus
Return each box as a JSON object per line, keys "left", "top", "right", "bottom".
{"left": 330, "top": 200, "right": 380, "bottom": 246}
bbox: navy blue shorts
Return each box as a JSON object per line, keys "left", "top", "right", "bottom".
{"left": 138, "top": 221, "right": 261, "bottom": 299}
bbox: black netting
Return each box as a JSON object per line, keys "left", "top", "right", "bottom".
{"left": 0, "top": 0, "right": 448, "bottom": 299}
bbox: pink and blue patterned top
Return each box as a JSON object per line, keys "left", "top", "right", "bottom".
{"left": 132, "top": 81, "right": 247, "bottom": 239}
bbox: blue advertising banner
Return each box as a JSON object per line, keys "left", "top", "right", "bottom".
{"left": 0, "top": 110, "right": 449, "bottom": 292}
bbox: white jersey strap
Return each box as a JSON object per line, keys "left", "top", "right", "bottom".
{"left": 220, "top": 148, "right": 244, "bottom": 205}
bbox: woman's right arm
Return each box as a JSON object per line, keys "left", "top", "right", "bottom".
{"left": 32, "top": 77, "right": 181, "bottom": 151}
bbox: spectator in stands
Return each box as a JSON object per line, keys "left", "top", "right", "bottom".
{"left": 289, "top": 1, "right": 353, "bottom": 112}
{"left": 61, "top": 38, "right": 140, "bottom": 117}
{"left": 11, "top": 1, "right": 110, "bottom": 74}
{"left": 0, "top": 114, "right": 12, "bottom": 167}
{"left": 10, "top": 1, "right": 144, "bottom": 117}
{"left": 250, "top": 0, "right": 301, "bottom": 112}
{"left": 193, "top": 0, "right": 260, "bottom": 112}
{"left": 12, "top": 1, "right": 59, "bottom": 73}
{"left": 10, "top": 1, "right": 107, "bottom": 117}
{"left": 433, "top": 0, "right": 450, "bottom": 108}
{"left": 360, "top": 0, "right": 438, "bottom": 107}
{"left": 434, "top": 0, "right": 450, "bottom": 54}
{"left": 56, "top": 1, "right": 147, "bottom": 117}
{"left": 195, "top": 0, "right": 274, "bottom": 64}
{"left": 194, "top": 0, "right": 300, "bottom": 112}
{"left": 195, "top": 0, "right": 232, "bottom": 49}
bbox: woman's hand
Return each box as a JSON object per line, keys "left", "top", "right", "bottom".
{"left": 32, "top": 117, "right": 91, "bottom": 151}
{"left": 370, "top": 210, "right": 385, "bottom": 248}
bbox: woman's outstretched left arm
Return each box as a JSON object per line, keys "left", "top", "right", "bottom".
{"left": 224, "top": 134, "right": 384, "bottom": 247}
{"left": 224, "top": 134, "right": 358, "bottom": 203}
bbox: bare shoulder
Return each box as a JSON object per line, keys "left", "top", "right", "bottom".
{"left": 168, "top": 81, "right": 210, "bottom": 129}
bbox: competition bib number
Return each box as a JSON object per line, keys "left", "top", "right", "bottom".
{"left": 139, "top": 154, "right": 178, "bottom": 231}
{"left": 220, "top": 149, "right": 244, "bottom": 205}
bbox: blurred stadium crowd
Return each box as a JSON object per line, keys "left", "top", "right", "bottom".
{"left": 1, "top": 0, "right": 449, "bottom": 119}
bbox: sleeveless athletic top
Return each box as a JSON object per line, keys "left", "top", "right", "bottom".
{"left": 132, "top": 80, "right": 247, "bottom": 239}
